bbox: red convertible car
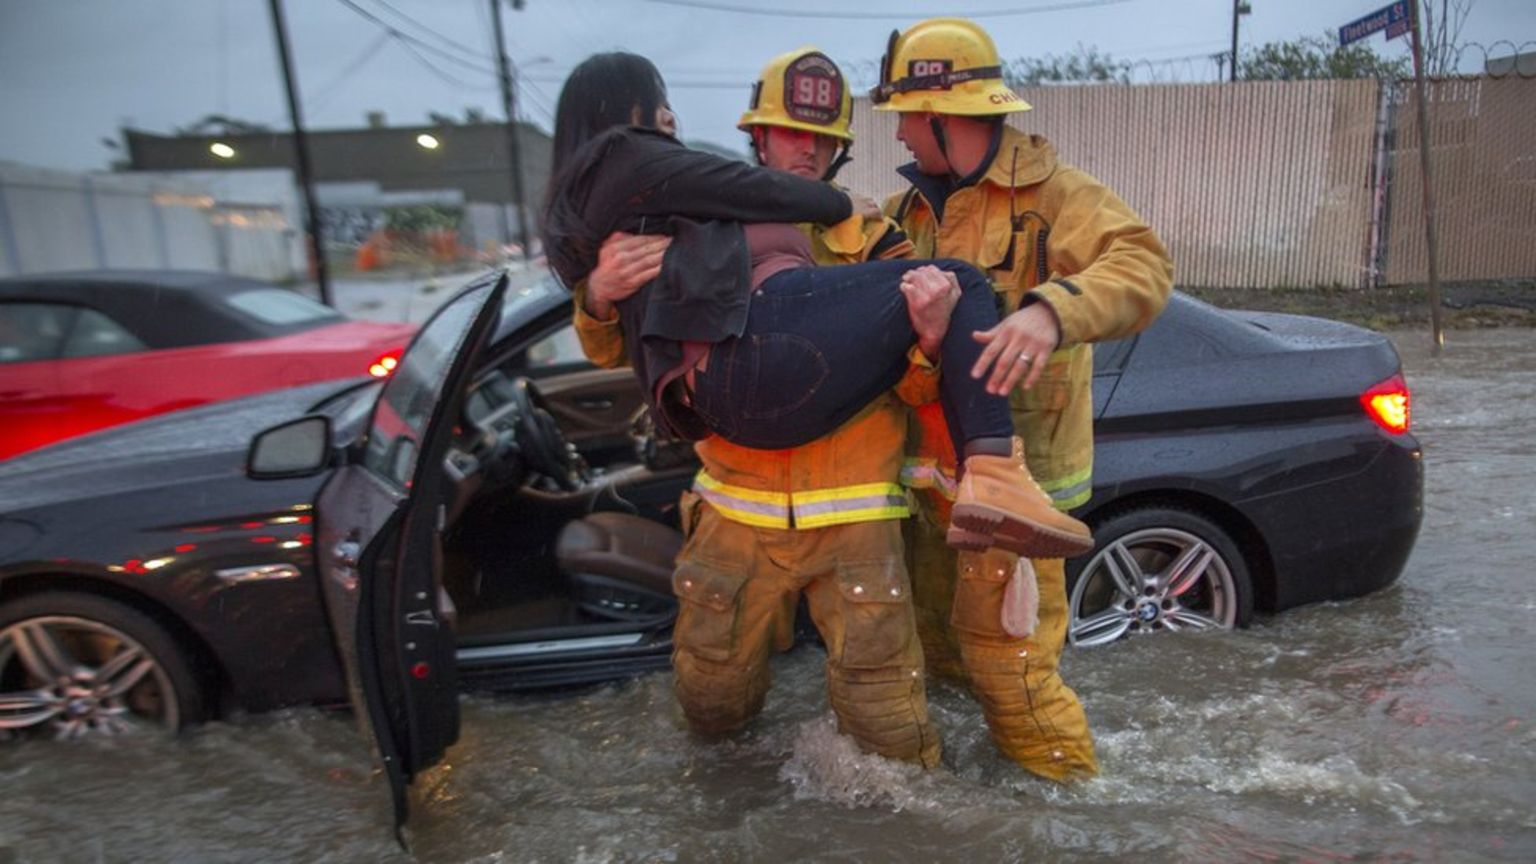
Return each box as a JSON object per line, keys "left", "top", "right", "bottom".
{"left": 0, "top": 270, "right": 415, "bottom": 459}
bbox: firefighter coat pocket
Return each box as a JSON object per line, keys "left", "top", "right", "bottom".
{"left": 672, "top": 559, "right": 749, "bottom": 663}
{"left": 833, "top": 559, "right": 915, "bottom": 670}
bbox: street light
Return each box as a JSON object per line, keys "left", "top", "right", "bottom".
{"left": 210, "top": 142, "right": 236, "bottom": 159}
{"left": 416, "top": 133, "right": 440, "bottom": 150}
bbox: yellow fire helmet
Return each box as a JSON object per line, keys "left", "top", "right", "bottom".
{"left": 738, "top": 46, "right": 854, "bottom": 141}
{"left": 870, "top": 18, "right": 1031, "bottom": 115}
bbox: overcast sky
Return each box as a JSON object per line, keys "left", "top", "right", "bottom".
{"left": 1, "top": 0, "right": 1532, "bottom": 172}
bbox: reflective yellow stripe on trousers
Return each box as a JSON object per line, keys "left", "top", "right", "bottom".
{"left": 693, "top": 471, "right": 909, "bottom": 530}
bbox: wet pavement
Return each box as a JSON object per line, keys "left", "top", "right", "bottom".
{"left": 2, "top": 326, "right": 1534, "bottom": 863}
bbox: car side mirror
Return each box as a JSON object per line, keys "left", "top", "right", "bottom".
{"left": 248, "top": 415, "right": 332, "bottom": 479}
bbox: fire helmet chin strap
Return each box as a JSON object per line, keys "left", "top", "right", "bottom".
{"left": 822, "top": 141, "right": 852, "bottom": 182}
{"left": 929, "top": 114, "right": 959, "bottom": 180}
{"left": 934, "top": 114, "right": 1006, "bottom": 186}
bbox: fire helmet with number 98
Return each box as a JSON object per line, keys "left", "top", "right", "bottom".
{"left": 738, "top": 46, "right": 854, "bottom": 141}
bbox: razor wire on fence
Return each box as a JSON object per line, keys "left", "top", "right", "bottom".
{"left": 840, "top": 40, "right": 1535, "bottom": 93}
{"left": 839, "top": 72, "right": 1536, "bottom": 290}
{"left": 1454, "top": 41, "right": 1536, "bottom": 79}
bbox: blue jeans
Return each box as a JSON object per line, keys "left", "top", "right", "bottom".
{"left": 688, "top": 258, "right": 1013, "bottom": 450}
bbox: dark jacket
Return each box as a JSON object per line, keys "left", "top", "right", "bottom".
{"left": 543, "top": 127, "right": 852, "bottom": 437}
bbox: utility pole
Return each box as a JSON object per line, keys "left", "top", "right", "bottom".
{"left": 1409, "top": 0, "right": 1447, "bottom": 354}
{"left": 267, "top": 0, "right": 332, "bottom": 307}
{"left": 1229, "top": 0, "right": 1251, "bottom": 82}
{"left": 490, "top": 0, "right": 533, "bottom": 261}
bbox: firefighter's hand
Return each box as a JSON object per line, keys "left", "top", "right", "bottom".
{"left": 844, "top": 191, "right": 883, "bottom": 221}
{"left": 971, "top": 302, "right": 1062, "bottom": 395}
{"left": 899, "top": 265, "right": 961, "bottom": 362}
{"left": 584, "top": 232, "right": 670, "bottom": 320}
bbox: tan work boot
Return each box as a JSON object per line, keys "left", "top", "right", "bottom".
{"left": 948, "top": 438, "right": 1094, "bottom": 558}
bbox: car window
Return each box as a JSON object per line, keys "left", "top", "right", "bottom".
{"left": 524, "top": 324, "right": 586, "bottom": 369}
{"left": 60, "top": 307, "right": 146, "bottom": 358}
{"left": 1093, "top": 335, "right": 1137, "bottom": 375}
{"left": 225, "top": 288, "right": 344, "bottom": 326}
{"left": 362, "top": 282, "right": 493, "bottom": 491}
{"left": 0, "top": 303, "right": 74, "bottom": 363}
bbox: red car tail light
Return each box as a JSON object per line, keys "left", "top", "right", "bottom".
{"left": 368, "top": 349, "right": 402, "bottom": 378}
{"left": 1361, "top": 373, "right": 1411, "bottom": 435}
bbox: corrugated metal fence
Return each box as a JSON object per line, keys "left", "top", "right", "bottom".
{"left": 1382, "top": 77, "right": 1536, "bottom": 284}
{"left": 843, "top": 77, "right": 1536, "bottom": 289}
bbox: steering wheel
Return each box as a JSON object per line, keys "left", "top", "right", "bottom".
{"left": 509, "top": 377, "right": 585, "bottom": 491}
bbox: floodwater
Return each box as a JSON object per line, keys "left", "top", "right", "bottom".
{"left": 4, "top": 327, "right": 1535, "bottom": 863}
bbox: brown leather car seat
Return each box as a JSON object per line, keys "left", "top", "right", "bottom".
{"left": 555, "top": 512, "right": 681, "bottom": 622}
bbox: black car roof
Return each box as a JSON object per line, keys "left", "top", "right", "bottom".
{"left": 0, "top": 269, "right": 344, "bottom": 348}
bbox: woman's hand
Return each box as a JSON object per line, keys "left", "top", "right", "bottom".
{"left": 899, "top": 265, "right": 961, "bottom": 362}
{"left": 970, "top": 303, "right": 1062, "bottom": 395}
{"left": 584, "top": 232, "right": 671, "bottom": 320}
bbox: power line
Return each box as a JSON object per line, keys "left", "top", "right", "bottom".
{"left": 657, "top": 79, "right": 754, "bottom": 90}
{"left": 631, "top": 0, "right": 1133, "bottom": 19}
{"left": 217, "top": 0, "right": 231, "bottom": 115}
{"left": 361, "top": 0, "right": 484, "bottom": 56}
{"left": 522, "top": 73, "right": 748, "bottom": 91}
{"left": 333, "top": 0, "right": 497, "bottom": 76}
{"left": 391, "top": 34, "right": 498, "bottom": 90}
{"left": 306, "top": 31, "right": 392, "bottom": 113}
{"left": 538, "top": 0, "right": 606, "bottom": 59}
{"left": 518, "top": 76, "right": 557, "bottom": 125}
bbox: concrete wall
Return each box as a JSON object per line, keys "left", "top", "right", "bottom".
{"left": 0, "top": 163, "right": 297, "bottom": 281}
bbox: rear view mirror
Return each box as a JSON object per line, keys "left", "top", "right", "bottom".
{"left": 248, "top": 415, "right": 332, "bottom": 478}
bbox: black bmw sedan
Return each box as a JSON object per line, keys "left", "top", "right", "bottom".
{"left": 0, "top": 270, "right": 1421, "bottom": 799}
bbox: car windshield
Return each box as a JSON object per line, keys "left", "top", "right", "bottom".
{"left": 492, "top": 274, "right": 566, "bottom": 338}
{"left": 224, "top": 289, "right": 344, "bottom": 326}
{"left": 361, "top": 281, "right": 495, "bottom": 490}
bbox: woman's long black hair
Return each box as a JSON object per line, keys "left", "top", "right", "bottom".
{"left": 541, "top": 53, "right": 669, "bottom": 284}
{"left": 548, "top": 52, "right": 668, "bottom": 178}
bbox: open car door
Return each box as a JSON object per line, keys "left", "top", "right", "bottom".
{"left": 313, "top": 272, "right": 508, "bottom": 841}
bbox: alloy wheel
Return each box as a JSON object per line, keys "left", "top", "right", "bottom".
{"left": 0, "top": 615, "right": 181, "bottom": 739}
{"left": 1068, "top": 525, "right": 1242, "bottom": 647}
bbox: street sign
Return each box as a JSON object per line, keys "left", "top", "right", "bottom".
{"left": 1338, "top": 0, "right": 1412, "bottom": 46}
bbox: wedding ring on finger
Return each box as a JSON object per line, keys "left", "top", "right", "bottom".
{"left": 1015, "top": 352, "right": 1032, "bottom": 365}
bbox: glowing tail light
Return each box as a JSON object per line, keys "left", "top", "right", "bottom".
{"left": 1361, "top": 373, "right": 1411, "bottom": 435}
{"left": 368, "top": 349, "right": 402, "bottom": 378}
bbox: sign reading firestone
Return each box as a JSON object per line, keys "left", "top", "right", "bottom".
{"left": 1339, "top": 0, "right": 1412, "bottom": 46}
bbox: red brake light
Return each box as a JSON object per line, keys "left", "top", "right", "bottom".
{"left": 1361, "top": 373, "right": 1410, "bottom": 435}
{"left": 368, "top": 349, "right": 402, "bottom": 378}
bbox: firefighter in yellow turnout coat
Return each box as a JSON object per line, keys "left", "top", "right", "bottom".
{"left": 874, "top": 18, "right": 1174, "bottom": 780}
{"left": 574, "top": 48, "right": 949, "bottom": 767}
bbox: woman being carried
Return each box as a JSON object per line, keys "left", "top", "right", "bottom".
{"left": 541, "top": 52, "right": 1088, "bottom": 558}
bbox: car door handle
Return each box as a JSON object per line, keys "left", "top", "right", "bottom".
{"left": 332, "top": 539, "right": 360, "bottom": 569}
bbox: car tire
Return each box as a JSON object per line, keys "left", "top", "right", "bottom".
{"left": 0, "top": 592, "right": 206, "bottom": 739}
{"left": 1065, "top": 507, "right": 1253, "bottom": 648}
